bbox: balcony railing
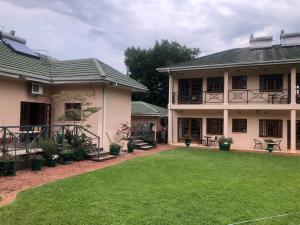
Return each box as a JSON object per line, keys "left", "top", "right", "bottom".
{"left": 228, "top": 89, "right": 289, "bottom": 104}
{"left": 172, "top": 92, "right": 224, "bottom": 104}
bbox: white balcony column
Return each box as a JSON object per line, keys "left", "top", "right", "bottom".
{"left": 202, "top": 117, "right": 207, "bottom": 139}
{"left": 168, "top": 72, "right": 173, "bottom": 144}
{"left": 168, "top": 72, "right": 173, "bottom": 105}
{"left": 224, "top": 71, "right": 229, "bottom": 105}
{"left": 223, "top": 109, "right": 229, "bottom": 137}
{"left": 291, "top": 109, "right": 296, "bottom": 152}
{"left": 291, "top": 67, "right": 297, "bottom": 104}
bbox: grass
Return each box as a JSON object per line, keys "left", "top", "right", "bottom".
{"left": 1, "top": 148, "right": 300, "bottom": 225}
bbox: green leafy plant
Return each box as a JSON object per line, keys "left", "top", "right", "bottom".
{"left": 0, "top": 155, "right": 17, "bottom": 176}
{"left": 60, "top": 140, "right": 74, "bottom": 164}
{"left": 39, "top": 138, "right": 59, "bottom": 161}
{"left": 218, "top": 136, "right": 233, "bottom": 145}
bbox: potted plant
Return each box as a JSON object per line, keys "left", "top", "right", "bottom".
{"left": 218, "top": 136, "right": 233, "bottom": 151}
{"left": 40, "top": 138, "right": 59, "bottom": 167}
{"left": 70, "top": 133, "right": 88, "bottom": 161}
{"left": 109, "top": 143, "right": 121, "bottom": 155}
{"left": 73, "top": 146, "right": 86, "bottom": 161}
{"left": 30, "top": 154, "right": 44, "bottom": 171}
{"left": 185, "top": 136, "right": 192, "bottom": 147}
{"left": 117, "top": 123, "right": 135, "bottom": 153}
{"left": 60, "top": 140, "right": 73, "bottom": 164}
{"left": 127, "top": 138, "right": 135, "bottom": 153}
{"left": 0, "top": 155, "right": 16, "bottom": 176}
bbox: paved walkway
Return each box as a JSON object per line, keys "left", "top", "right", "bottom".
{"left": 0, "top": 145, "right": 177, "bottom": 207}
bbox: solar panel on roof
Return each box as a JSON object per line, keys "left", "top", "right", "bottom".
{"left": 2, "top": 38, "right": 39, "bottom": 58}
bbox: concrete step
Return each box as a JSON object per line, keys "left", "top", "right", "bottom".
{"left": 135, "top": 142, "right": 149, "bottom": 146}
{"left": 86, "top": 151, "right": 109, "bottom": 159}
{"left": 90, "top": 154, "right": 116, "bottom": 162}
{"left": 138, "top": 145, "right": 155, "bottom": 150}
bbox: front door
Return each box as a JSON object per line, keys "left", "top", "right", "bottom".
{"left": 178, "top": 118, "right": 202, "bottom": 142}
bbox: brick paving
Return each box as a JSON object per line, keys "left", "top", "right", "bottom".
{"left": 0, "top": 145, "right": 177, "bottom": 207}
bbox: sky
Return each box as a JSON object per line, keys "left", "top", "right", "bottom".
{"left": 0, "top": 0, "right": 299, "bottom": 73}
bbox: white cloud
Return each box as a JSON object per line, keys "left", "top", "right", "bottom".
{"left": 1, "top": 0, "right": 300, "bottom": 72}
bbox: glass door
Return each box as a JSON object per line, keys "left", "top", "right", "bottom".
{"left": 178, "top": 118, "right": 202, "bottom": 142}
{"left": 178, "top": 79, "right": 202, "bottom": 104}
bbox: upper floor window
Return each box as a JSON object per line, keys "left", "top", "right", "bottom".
{"left": 232, "top": 76, "right": 247, "bottom": 89}
{"left": 232, "top": 119, "right": 247, "bottom": 133}
{"left": 65, "top": 103, "right": 81, "bottom": 121}
{"left": 207, "top": 118, "right": 223, "bottom": 135}
{"left": 207, "top": 77, "right": 224, "bottom": 93}
{"left": 259, "top": 119, "right": 282, "bottom": 138}
{"left": 259, "top": 74, "right": 283, "bottom": 91}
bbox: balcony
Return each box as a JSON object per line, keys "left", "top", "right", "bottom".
{"left": 228, "top": 89, "right": 289, "bottom": 104}
{"left": 172, "top": 92, "right": 224, "bottom": 104}
{"left": 172, "top": 89, "right": 290, "bottom": 105}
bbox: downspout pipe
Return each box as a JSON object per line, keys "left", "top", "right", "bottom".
{"left": 101, "top": 86, "right": 106, "bottom": 149}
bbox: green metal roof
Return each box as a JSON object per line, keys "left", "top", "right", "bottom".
{"left": 131, "top": 101, "right": 168, "bottom": 117}
{"left": 0, "top": 42, "right": 148, "bottom": 91}
{"left": 157, "top": 45, "right": 300, "bottom": 72}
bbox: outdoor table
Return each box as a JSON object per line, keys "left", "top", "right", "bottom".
{"left": 204, "top": 136, "right": 212, "bottom": 146}
{"left": 15, "top": 130, "right": 41, "bottom": 143}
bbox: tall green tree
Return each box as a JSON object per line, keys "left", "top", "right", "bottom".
{"left": 125, "top": 40, "right": 200, "bottom": 107}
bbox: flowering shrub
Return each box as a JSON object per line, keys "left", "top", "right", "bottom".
{"left": 117, "top": 122, "right": 132, "bottom": 141}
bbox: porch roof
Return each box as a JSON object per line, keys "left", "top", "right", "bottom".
{"left": 0, "top": 42, "right": 148, "bottom": 92}
{"left": 157, "top": 45, "right": 300, "bottom": 72}
{"left": 131, "top": 101, "right": 168, "bottom": 117}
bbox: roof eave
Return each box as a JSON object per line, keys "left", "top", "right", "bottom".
{"left": 132, "top": 113, "right": 167, "bottom": 117}
{"left": 0, "top": 69, "right": 148, "bottom": 90}
{"left": 157, "top": 59, "right": 300, "bottom": 73}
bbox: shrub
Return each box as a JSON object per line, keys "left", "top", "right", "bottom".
{"left": 218, "top": 136, "right": 233, "bottom": 145}
{"left": 39, "top": 138, "right": 58, "bottom": 160}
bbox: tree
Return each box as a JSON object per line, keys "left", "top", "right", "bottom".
{"left": 125, "top": 40, "right": 200, "bottom": 107}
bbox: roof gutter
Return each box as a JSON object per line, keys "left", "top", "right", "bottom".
{"left": 157, "top": 58, "right": 300, "bottom": 73}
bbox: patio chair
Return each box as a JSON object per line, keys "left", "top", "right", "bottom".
{"left": 210, "top": 136, "right": 218, "bottom": 147}
{"left": 253, "top": 139, "right": 263, "bottom": 149}
{"left": 273, "top": 140, "right": 282, "bottom": 151}
{"left": 199, "top": 139, "right": 206, "bottom": 145}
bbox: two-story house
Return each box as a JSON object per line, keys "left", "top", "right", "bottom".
{"left": 158, "top": 31, "right": 300, "bottom": 152}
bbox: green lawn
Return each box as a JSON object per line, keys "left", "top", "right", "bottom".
{"left": 1, "top": 148, "right": 300, "bottom": 225}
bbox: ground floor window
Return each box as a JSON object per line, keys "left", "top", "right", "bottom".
{"left": 259, "top": 119, "right": 283, "bottom": 138}
{"left": 232, "top": 119, "right": 247, "bottom": 133}
{"left": 178, "top": 118, "right": 202, "bottom": 141}
{"left": 206, "top": 118, "right": 223, "bottom": 135}
{"left": 65, "top": 103, "right": 82, "bottom": 121}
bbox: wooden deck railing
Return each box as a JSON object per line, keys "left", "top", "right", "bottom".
{"left": 0, "top": 124, "right": 100, "bottom": 159}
